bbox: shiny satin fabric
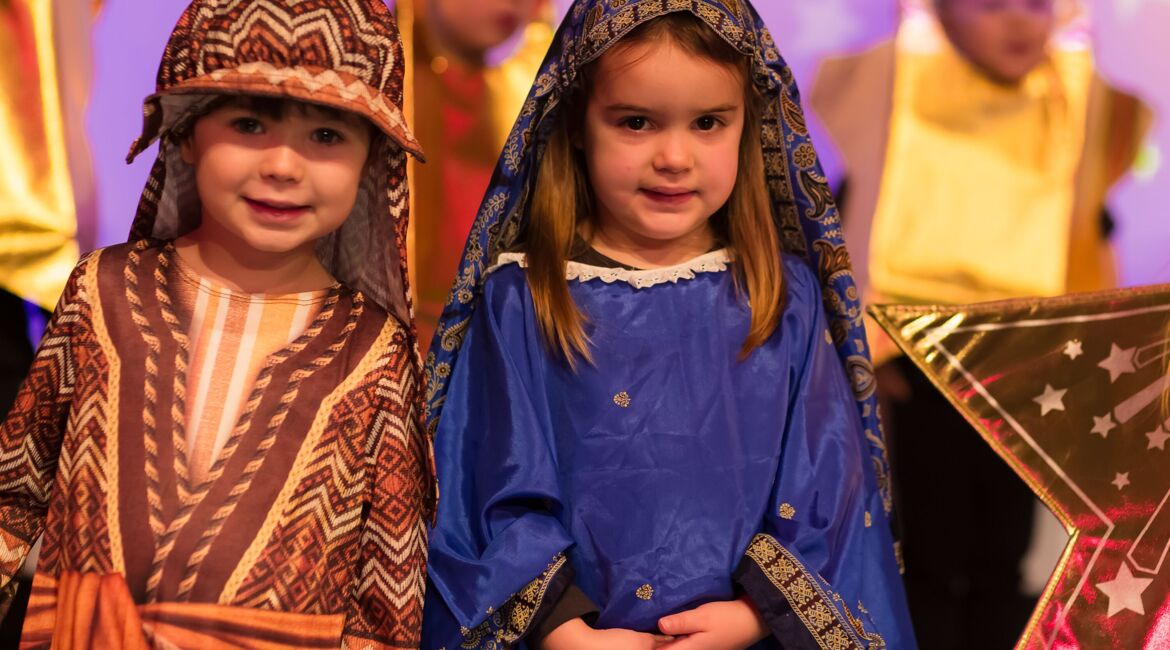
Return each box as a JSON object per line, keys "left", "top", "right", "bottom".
{"left": 424, "top": 257, "right": 914, "bottom": 648}
{"left": 871, "top": 284, "right": 1170, "bottom": 648}
{"left": 422, "top": 0, "right": 895, "bottom": 520}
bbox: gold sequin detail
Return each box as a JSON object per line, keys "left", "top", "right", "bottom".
{"left": 864, "top": 511, "right": 873, "bottom": 528}
{"left": 779, "top": 503, "right": 796, "bottom": 520}
{"left": 614, "top": 391, "right": 631, "bottom": 408}
{"left": 636, "top": 584, "right": 654, "bottom": 600}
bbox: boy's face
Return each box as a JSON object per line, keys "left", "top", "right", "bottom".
{"left": 937, "top": 0, "right": 1056, "bottom": 83}
{"left": 582, "top": 40, "right": 744, "bottom": 257}
{"left": 181, "top": 101, "right": 371, "bottom": 260}
{"left": 429, "top": 0, "right": 537, "bottom": 59}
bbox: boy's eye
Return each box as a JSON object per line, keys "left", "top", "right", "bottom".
{"left": 312, "top": 128, "right": 345, "bottom": 145}
{"left": 621, "top": 116, "right": 649, "bottom": 131}
{"left": 695, "top": 116, "right": 720, "bottom": 131}
{"left": 232, "top": 117, "right": 264, "bottom": 135}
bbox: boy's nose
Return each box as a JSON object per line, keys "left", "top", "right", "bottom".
{"left": 259, "top": 145, "right": 304, "bottom": 183}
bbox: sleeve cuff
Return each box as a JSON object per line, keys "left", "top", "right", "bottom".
{"left": 734, "top": 534, "right": 886, "bottom": 650}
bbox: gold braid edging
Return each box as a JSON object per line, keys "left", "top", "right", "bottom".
{"left": 454, "top": 554, "right": 568, "bottom": 650}
{"left": 744, "top": 534, "right": 885, "bottom": 650}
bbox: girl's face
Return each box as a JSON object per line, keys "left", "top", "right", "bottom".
{"left": 582, "top": 40, "right": 745, "bottom": 263}
{"left": 938, "top": 0, "right": 1056, "bottom": 84}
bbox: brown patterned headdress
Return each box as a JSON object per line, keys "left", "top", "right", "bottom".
{"left": 126, "top": 0, "right": 422, "bottom": 325}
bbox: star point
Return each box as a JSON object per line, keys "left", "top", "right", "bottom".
{"left": 1063, "top": 339, "right": 1084, "bottom": 360}
{"left": 1033, "top": 384, "right": 1068, "bottom": 416}
{"left": 1113, "top": 473, "right": 1131, "bottom": 490}
{"left": 1148, "top": 426, "right": 1170, "bottom": 451}
{"left": 1098, "top": 344, "right": 1138, "bottom": 383}
{"left": 1091, "top": 413, "right": 1118, "bottom": 438}
{"left": 1097, "top": 563, "right": 1153, "bottom": 617}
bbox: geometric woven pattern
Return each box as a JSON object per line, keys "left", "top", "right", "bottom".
{"left": 0, "top": 244, "right": 432, "bottom": 648}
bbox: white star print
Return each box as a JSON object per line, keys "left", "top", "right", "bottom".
{"left": 1113, "top": 473, "right": 1131, "bottom": 490}
{"left": 1098, "top": 344, "right": 1138, "bottom": 383}
{"left": 1091, "top": 414, "right": 1118, "bottom": 438}
{"left": 1148, "top": 426, "right": 1170, "bottom": 451}
{"left": 1033, "top": 384, "right": 1068, "bottom": 416}
{"left": 1063, "top": 339, "right": 1084, "bottom": 360}
{"left": 1097, "top": 563, "right": 1153, "bottom": 617}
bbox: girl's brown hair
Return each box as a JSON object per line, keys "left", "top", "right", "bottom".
{"left": 524, "top": 12, "right": 783, "bottom": 367}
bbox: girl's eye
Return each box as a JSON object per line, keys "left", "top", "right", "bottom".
{"left": 696, "top": 116, "right": 720, "bottom": 131}
{"left": 312, "top": 129, "right": 344, "bottom": 145}
{"left": 232, "top": 118, "right": 264, "bottom": 135}
{"left": 621, "top": 116, "right": 649, "bottom": 131}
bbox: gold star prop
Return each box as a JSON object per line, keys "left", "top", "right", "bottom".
{"left": 870, "top": 284, "right": 1170, "bottom": 648}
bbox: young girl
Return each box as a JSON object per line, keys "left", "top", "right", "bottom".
{"left": 422, "top": 2, "right": 914, "bottom": 648}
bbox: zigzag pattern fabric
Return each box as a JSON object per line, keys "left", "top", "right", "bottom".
{"left": 0, "top": 243, "right": 431, "bottom": 648}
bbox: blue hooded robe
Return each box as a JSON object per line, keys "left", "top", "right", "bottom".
{"left": 420, "top": 2, "right": 915, "bottom": 648}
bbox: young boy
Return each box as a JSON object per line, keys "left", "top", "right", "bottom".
{"left": 812, "top": 1, "right": 1149, "bottom": 647}
{"left": 0, "top": 0, "right": 433, "bottom": 647}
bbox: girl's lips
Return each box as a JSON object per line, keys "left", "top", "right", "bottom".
{"left": 640, "top": 188, "right": 697, "bottom": 206}
{"left": 245, "top": 197, "right": 310, "bottom": 220}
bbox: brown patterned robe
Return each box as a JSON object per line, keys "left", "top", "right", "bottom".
{"left": 0, "top": 241, "right": 430, "bottom": 649}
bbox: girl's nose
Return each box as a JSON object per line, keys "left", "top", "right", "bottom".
{"left": 652, "top": 132, "right": 694, "bottom": 174}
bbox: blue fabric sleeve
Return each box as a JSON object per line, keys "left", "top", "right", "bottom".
{"left": 422, "top": 267, "right": 576, "bottom": 649}
{"left": 734, "top": 259, "right": 917, "bottom": 650}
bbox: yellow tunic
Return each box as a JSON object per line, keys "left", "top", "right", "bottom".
{"left": 812, "top": 19, "right": 1148, "bottom": 362}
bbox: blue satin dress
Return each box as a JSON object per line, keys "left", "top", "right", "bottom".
{"left": 423, "top": 252, "right": 912, "bottom": 649}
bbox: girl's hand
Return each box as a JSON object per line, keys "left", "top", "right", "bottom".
{"left": 657, "top": 596, "right": 770, "bottom": 650}
{"left": 541, "top": 617, "right": 675, "bottom": 650}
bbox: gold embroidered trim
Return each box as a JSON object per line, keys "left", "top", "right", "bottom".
{"left": 744, "top": 534, "right": 885, "bottom": 649}
{"left": 459, "top": 554, "right": 568, "bottom": 649}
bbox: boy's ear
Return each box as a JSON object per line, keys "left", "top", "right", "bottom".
{"left": 179, "top": 132, "right": 196, "bottom": 165}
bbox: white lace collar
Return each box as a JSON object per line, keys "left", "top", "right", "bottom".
{"left": 488, "top": 249, "right": 732, "bottom": 289}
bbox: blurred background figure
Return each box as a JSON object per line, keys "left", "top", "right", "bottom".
{"left": 810, "top": 0, "right": 1150, "bottom": 647}
{"left": 397, "top": 0, "right": 554, "bottom": 349}
{"left": 0, "top": 0, "right": 99, "bottom": 642}
{"left": 0, "top": 0, "right": 98, "bottom": 413}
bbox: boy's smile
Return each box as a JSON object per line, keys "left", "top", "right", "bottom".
{"left": 242, "top": 197, "right": 312, "bottom": 222}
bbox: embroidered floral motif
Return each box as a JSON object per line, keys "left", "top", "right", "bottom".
{"left": 636, "top": 584, "right": 654, "bottom": 600}
{"left": 779, "top": 503, "right": 796, "bottom": 520}
{"left": 614, "top": 392, "right": 632, "bottom": 408}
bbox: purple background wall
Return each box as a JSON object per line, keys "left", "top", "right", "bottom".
{"left": 88, "top": 0, "right": 1168, "bottom": 284}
